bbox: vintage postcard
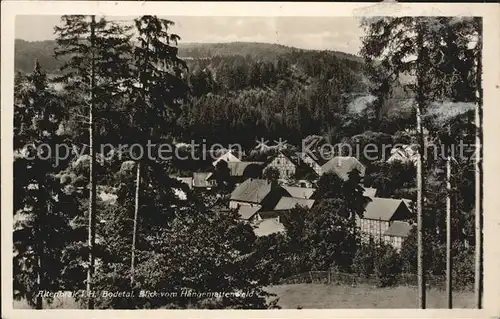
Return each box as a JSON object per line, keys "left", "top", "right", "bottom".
{"left": 1, "top": 1, "right": 499, "bottom": 319}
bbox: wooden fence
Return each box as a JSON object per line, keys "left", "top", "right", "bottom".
{"left": 280, "top": 270, "right": 473, "bottom": 291}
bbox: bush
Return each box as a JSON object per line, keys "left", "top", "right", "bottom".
{"left": 352, "top": 242, "right": 376, "bottom": 278}
{"left": 452, "top": 245, "right": 475, "bottom": 290}
{"left": 352, "top": 242, "right": 404, "bottom": 288}
{"left": 374, "top": 244, "right": 403, "bottom": 287}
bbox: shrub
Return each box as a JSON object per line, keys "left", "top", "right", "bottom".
{"left": 352, "top": 242, "right": 376, "bottom": 278}
{"left": 374, "top": 244, "right": 403, "bottom": 287}
{"left": 452, "top": 245, "right": 475, "bottom": 290}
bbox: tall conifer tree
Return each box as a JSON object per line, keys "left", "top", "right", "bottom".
{"left": 54, "top": 15, "right": 132, "bottom": 308}
{"left": 13, "top": 61, "right": 79, "bottom": 309}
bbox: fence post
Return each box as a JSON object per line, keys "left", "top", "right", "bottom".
{"left": 328, "top": 269, "right": 331, "bottom": 284}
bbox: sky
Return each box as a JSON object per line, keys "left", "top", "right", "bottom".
{"left": 15, "top": 15, "right": 365, "bottom": 55}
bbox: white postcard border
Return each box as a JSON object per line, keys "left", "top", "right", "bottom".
{"left": 2, "top": 2, "right": 499, "bottom": 318}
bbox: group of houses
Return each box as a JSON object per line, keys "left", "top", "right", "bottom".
{"left": 175, "top": 148, "right": 415, "bottom": 251}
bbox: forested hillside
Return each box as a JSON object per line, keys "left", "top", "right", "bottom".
{"left": 15, "top": 40, "right": 61, "bottom": 74}
{"left": 180, "top": 50, "right": 369, "bottom": 147}
{"left": 15, "top": 38, "right": 373, "bottom": 147}
{"left": 15, "top": 39, "right": 361, "bottom": 73}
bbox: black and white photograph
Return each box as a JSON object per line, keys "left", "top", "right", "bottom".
{"left": 1, "top": 1, "right": 499, "bottom": 316}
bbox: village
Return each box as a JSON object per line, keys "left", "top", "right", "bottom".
{"left": 169, "top": 143, "right": 415, "bottom": 251}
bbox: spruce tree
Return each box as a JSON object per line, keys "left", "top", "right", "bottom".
{"left": 125, "top": 15, "right": 189, "bottom": 286}
{"left": 13, "top": 61, "right": 80, "bottom": 308}
{"left": 54, "top": 14, "right": 132, "bottom": 308}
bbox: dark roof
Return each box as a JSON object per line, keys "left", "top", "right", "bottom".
{"left": 282, "top": 186, "right": 316, "bottom": 199}
{"left": 227, "top": 161, "right": 265, "bottom": 177}
{"left": 274, "top": 197, "right": 315, "bottom": 210}
{"left": 279, "top": 149, "right": 300, "bottom": 166}
{"left": 193, "top": 172, "right": 213, "bottom": 187}
{"left": 230, "top": 178, "right": 272, "bottom": 204}
{"left": 363, "top": 197, "right": 410, "bottom": 221}
{"left": 257, "top": 210, "right": 282, "bottom": 219}
{"left": 384, "top": 221, "right": 413, "bottom": 238}
{"left": 402, "top": 199, "right": 412, "bottom": 209}
{"left": 321, "top": 156, "right": 366, "bottom": 181}
{"left": 237, "top": 205, "right": 261, "bottom": 220}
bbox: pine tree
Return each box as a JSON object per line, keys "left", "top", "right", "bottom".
{"left": 13, "top": 61, "right": 80, "bottom": 308}
{"left": 54, "top": 14, "right": 132, "bottom": 308}
{"left": 360, "top": 17, "right": 435, "bottom": 309}
{"left": 125, "top": 15, "right": 189, "bottom": 287}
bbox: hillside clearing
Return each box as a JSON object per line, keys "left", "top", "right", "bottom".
{"left": 265, "top": 284, "right": 475, "bottom": 309}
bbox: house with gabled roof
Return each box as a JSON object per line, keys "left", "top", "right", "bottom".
{"left": 383, "top": 220, "right": 414, "bottom": 251}
{"left": 282, "top": 186, "right": 316, "bottom": 199}
{"left": 266, "top": 150, "right": 303, "bottom": 179}
{"left": 212, "top": 149, "right": 241, "bottom": 167}
{"left": 273, "top": 197, "right": 315, "bottom": 211}
{"left": 249, "top": 197, "right": 315, "bottom": 237}
{"left": 227, "top": 161, "right": 265, "bottom": 183}
{"left": 236, "top": 205, "right": 261, "bottom": 221}
{"left": 245, "top": 191, "right": 316, "bottom": 237}
{"left": 298, "top": 151, "right": 328, "bottom": 176}
{"left": 192, "top": 172, "right": 217, "bottom": 189}
{"left": 356, "top": 197, "right": 413, "bottom": 242}
{"left": 320, "top": 156, "right": 366, "bottom": 181}
{"left": 229, "top": 178, "right": 291, "bottom": 211}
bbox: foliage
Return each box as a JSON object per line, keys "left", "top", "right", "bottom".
{"left": 364, "top": 160, "right": 416, "bottom": 200}
{"left": 54, "top": 15, "right": 132, "bottom": 147}
{"left": 316, "top": 171, "right": 369, "bottom": 219}
{"left": 94, "top": 190, "right": 275, "bottom": 309}
{"left": 13, "top": 62, "right": 84, "bottom": 308}
{"left": 360, "top": 17, "right": 480, "bottom": 128}
{"left": 126, "top": 15, "right": 189, "bottom": 143}
{"left": 374, "top": 244, "right": 403, "bottom": 287}
{"left": 352, "top": 241, "right": 403, "bottom": 288}
{"left": 280, "top": 199, "right": 359, "bottom": 273}
{"left": 262, "top": 166, "right": 280, "bottom": 182}
{"left": 351, "top": 242, "right": 377, "bottom": 278}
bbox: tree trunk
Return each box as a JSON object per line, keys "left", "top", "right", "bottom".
{"left": 35, "top": 246, "right": 43, "bottom": 309}
{"left": 415, "top": 21, "right": 426, "bottom": 309}
{"left": 35, "top": 193, "right": 46, "bottom": 309}
{"left": 130, "top": 161, "right": 141, "bottom": 287}
{"left": 474, "top": 20, "right": 483, "bottom": 308}
{"left": 446, "top": 135, "right": 453, "bottom": 309}
{"left": 87, "top": 14, "right": 97, "bottom": 310}
{"left": 416, "top": 105, "right": 426, "bottom": 309}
